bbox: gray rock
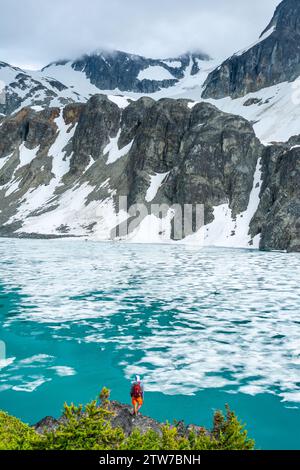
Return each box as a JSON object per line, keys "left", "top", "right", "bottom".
{"left": 109, "top": 401, "right": 162, "bottom": 437}
{"left": 33, "top": 400, "right": 207, "bottom": 439}
{"left": 34, "top": 416, "right": 61, "bottom": 435}
{"left": 250, "top": 138, "right": 300, "bottom": 252}
{"left": 164, "top": 102, "right": 262, "bottom": 223}
{"left": 70, "top": 94, "right": 121, "bottom": 174}
{"left": 0, "top": 95, "right": 298, "bottom": 252}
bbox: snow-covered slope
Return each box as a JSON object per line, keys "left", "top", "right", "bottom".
{"left": 42, "top": 49, "right": 209, "bottom": 96}
{"left": 1, "top": 94, "right": 298, "bottom": 252}
{"left": 0, "top": 61, "right": 84, "bottom": 116}
{"left": 205, "top": 80, "right": 300, "bottom": 144}
{"left": 2, "top": 45, "right": 300, "bottom": 145}
{"left": 39, "top": 54, "right": 300, "bottom": 144}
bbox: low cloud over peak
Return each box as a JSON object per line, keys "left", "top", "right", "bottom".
{"left": 0, "top": 0, "right": 280, "bottom": 69}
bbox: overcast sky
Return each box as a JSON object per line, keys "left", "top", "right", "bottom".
{"left": 0, "top": 0, "right": 281, "bottom": 70}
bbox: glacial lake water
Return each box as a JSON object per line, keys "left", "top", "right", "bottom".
{"left": 0, "top": 238, "right": 300, "bottom": 449}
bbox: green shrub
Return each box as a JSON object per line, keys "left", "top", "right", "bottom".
{"left": 120, "top": 428, "right": 162, "bottom": 450}
{"left": 0, "top": 411, "right": 38, "bottom": 450}
{"left": 211, "top": 404, "right": 255, "bottom": 450}
{"left": 0, "top": 393, "right": 255, "bottom": 451}
{"left": 99, "top": 387, "right": 111, "bottom": 408}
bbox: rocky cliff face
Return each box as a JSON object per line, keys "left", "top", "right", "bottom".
{"left": 0, "top": 93, "right": 298, "bottom": 251}
{"left": 250, "top": 137, "right": 300, "bottom": 252}
{"left": 202, "top": 0, "right": 300, "bottom": 99}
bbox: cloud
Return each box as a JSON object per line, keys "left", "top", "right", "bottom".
{"left": 0, "top": 0, "right": 281, "bottom": 69}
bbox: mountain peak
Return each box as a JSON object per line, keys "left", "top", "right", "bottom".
{"left": 202, "top": 0, "right": 300, "bottom": 99}
{"left": 42, "top": 48, "right": 210, "bottom": 96}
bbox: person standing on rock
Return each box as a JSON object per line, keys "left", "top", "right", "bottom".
{"left": 130, "top": 375, "right": 144, "bottom": 416}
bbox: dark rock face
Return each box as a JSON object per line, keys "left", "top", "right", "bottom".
{"left": 0, "top": 106, "right": 59, "bottom": 174}
{"left": 0, "top": 95, "right": 298, "bottom": 251}
{"left": 63, "top": 102, "right": 85, "bottom": 126}
{"left": 202, "top": 0, "right": 300, "bottom": 99}
{"left": 70, "top": 95, "right": 121, "bottom": 173}
{"left": 164, "top": 103, "right": 261, "bottom": 222}
{"left": 0, "top": 107, "right": 61, "bottom": 226}
{"left": 44, "top": 50, "right": 209, "bottom": 94}
{"left": 250, "top": 138, "right": 300, "bottom": 252}
{"left": 110, "top": 99, "right": 262, "bottom": 226}
{"left": 125, "top": 98, "right": 192, "bottom": 207}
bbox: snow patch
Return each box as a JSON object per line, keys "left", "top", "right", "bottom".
{"left": 107, "top": 94, "right": 131, "bottom": 109}
{"left": 19, "top": 354, "right": 54, "bottom": 365}
{"left": 138, "top": 66, "right": 174, "bottom": 81}
{"left": 41, "top": 62, "right": 101, "bottom": 99}
{"left": 184, "top": 158, "right": 263, "bottom": 248}
{"left": 19, "top": 143, "right": 39, "bottom": 168}
{"left": 49, "top": 111, "right": 76, "bottom": 179}
{"left": 5, "top": 110, "right": 78, "bottom": 224}
{"left": 162, "top": 60, "right": 182, "bottom": 69}
{"left": 145, "top": 172, "right": 169, "bottom": 202}
{"left": 205, "top": 80, "right": 300, "bottom": 143}
{"left": 104, "top": 130, "right": 133, "bottom": 164}
{"left": 2, "top": 144, "right": 39, "bottom": 197}
{"left": 125, "top": 211, "right": 174, "bottom": 244}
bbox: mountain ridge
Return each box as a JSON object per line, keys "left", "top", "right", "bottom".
{"left": 0, "top": 94, "right": 298, "bottom": 251}
{"left": 202, "top": 0, "right": 300, "bottom": 99}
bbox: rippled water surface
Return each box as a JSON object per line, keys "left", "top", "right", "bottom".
{"left": 0, "top": 238, "right": 300, "bottom": 449}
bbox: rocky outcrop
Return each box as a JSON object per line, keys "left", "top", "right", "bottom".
{"left": 202, "top": 0, "right": 300, "bottom": 99}
{"left": 109, "top": 402, "right": 163, "bottom": 437}
{"left": 250, "top": 137, "right": 300, "bottom": 252}
{"left": 163, "top": 103, "right": 261, "bottom": 222}
{"left": 70, "top": 95, "right": 121, "bottom": 173}
{"left": 0, "top": 94, "right": 298, "bottom": 251}
{"left": 33, "top": 402, "right": 163, "bottom": 437}
{"left": 0, "top": 106, "right": 60, "bottom": 187}
{"left": 35, "top": 416, "right": 62, "bottom": 435}
{"left": 34, "top": 401, "right": 207, "bottom": 439}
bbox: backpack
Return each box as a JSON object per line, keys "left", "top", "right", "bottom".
{"left": 132, "top": 383, "right": 142, "bottom": 398}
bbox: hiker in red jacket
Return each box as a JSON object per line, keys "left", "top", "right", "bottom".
{"left": 130, "top": 375, "right": 144, "bottom": 416}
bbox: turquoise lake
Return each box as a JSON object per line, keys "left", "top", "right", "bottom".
{"left": 0, "top": 238, "right": 300, "bottom": 449}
